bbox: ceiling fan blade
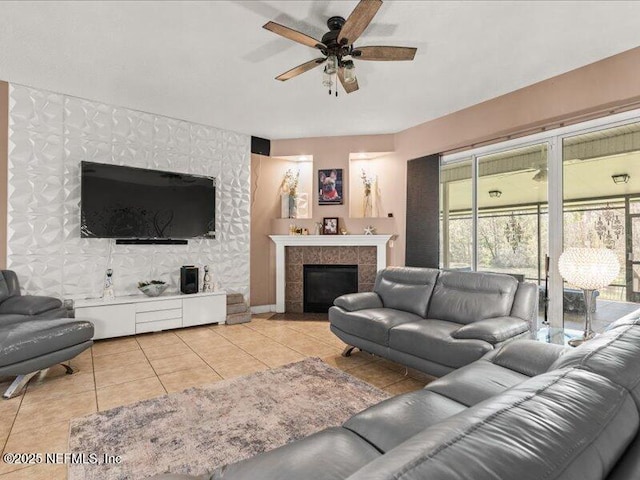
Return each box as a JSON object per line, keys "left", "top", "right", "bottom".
{"left": 354, "top": 46, "right": 417, "bottom": 61}
{"left": 337, "top": 0, "right": 383, "bottom": 46}
{"left": 263, "top": 21, "right": 326, "bottom": 50}
{"left": 276, "top": 58, "right": 326, "bottom": 81}
{"left": 338, "top": 68, "right": 359, "bottom": 94}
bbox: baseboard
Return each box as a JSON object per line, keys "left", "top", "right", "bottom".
{"left": 250, "top": 304, "right": 276, "bottom": 314}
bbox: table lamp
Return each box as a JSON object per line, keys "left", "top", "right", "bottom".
{"left": 558, "top": 247, "right": 620, "bottom": 346}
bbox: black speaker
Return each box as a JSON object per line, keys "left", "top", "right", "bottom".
{"left": 180, "top": 266, "right": 199, "bottom": 294}
{"left": 251, "top": 136, "right": 271, "bottom": 156}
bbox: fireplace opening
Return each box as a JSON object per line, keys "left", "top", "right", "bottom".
{"left": 303, "top": 264, "right": 358, "bottom": 313}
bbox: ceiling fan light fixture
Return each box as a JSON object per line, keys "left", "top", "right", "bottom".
{"left": 264, "top": 0, "right": 417, "bottom": 95}
{"left": 322, "top": 67, "right": 333, "bottom": 88}
{"left": 343, "top": 60, "right": 356, "bottom": 84}
{"left": 325, "top": 55, "right": 338, "bottom": 75}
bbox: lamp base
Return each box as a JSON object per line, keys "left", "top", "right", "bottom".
{"left": 568, "top": 331, "right": 596, "bottom": 347}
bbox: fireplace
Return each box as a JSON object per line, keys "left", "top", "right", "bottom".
{"left": 303, "top": 265, "right": 358, "bottom": 313}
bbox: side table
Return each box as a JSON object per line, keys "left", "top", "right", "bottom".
{"left": 536, "top": 326, "right": 585, "bottom": 347}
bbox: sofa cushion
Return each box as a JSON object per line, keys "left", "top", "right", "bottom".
{"left": 329, "top": 307, "right": 424, "bottom": 347}
{"left": 0, "top": 319, "right": 94, "bottom": 367}
{"left": 451, "top": 316, "right": 529, "bottom": 344}
{"left": 0, "top": 295, "right": 63, "bottom": 316}
{"left": 427, "top": 270, "right": 518, "bottom": 325}
{"left": 550, "top": 314, "right": 640, "bottom": 412}
{"left": 389, "top": 319, "right": 493, "bottom": 369}
{"left": 510, "top": 281, "right": 539, "bottom": 327}
{"left": 425, "top": 359, "right": 529, "bottom": 407}
{"left": 484, "top": 339, "right": 567, "bottom": 377}
{"left": 343, "top": 390, "right": 466, "bottom": 453}
{"left": 0, "top": 270, "right": 20, "bottom": 303}
{"left": 373, "top": 267, "right": 439, "bottom": 318}
{"left": 208, "top": 427, "right": 380, "bottom": 480}
{"left": 347, "top": 368, "right": 638, "bottom": 480}
{"left": 334, "top": 292, "right": 383, "bottom": 312}
{"left": 0, "top": 314, "right": 30, "bottom": 327}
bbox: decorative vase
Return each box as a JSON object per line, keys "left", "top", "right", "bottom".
{"left": 203, "top": 265, "right": 214, "bottom": 292}
{"left": 289, "top": 194, "right": 298, "bottom": 219}
{"left": 103, "top": 269, "right": 115, "bottom": 301}
{"left": 363, "top": 193, "right": 372, "bottom": 218}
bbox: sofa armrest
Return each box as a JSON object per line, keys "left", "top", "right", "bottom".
{"left": 485, "top": 340, "right": 568, "bottom": 377}
{"left": 0, "top": 295, "right": 63, "bottom": 316}
{"left": 451, "top": 316, "right": 530, "bottom": 344}
{"left": 334, "top": 292, "right": 383, "bottom": 312}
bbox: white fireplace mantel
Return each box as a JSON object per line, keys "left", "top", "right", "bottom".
{"left": 269, "top": 234, "right": 392, "bottom": 313}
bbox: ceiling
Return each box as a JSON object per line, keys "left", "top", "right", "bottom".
{"left": 0, "top": 1, "right": 639, "bottom": 140}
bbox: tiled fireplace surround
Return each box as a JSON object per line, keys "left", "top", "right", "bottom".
{"left": 285, "top": 246, "right": 378, "bottom": 313}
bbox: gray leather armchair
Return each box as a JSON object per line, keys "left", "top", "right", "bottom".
{"left": 0, "top": 270, "right": 68, "bottom": 323}
{"left": 0, "top": 270, "right": 93, "bottom": 398}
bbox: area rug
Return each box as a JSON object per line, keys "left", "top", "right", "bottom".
{"left": 68, "top": 358, "right": 389, "bottom": 480}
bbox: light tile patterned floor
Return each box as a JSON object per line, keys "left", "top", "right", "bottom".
{"left": 0, "top": 314, "right": 430, "bottom": 479}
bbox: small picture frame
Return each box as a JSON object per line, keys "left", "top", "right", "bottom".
{"left": 323, "top": 217, "right": 339, "bottom": 235}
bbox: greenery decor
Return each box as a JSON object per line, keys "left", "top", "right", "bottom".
{"left": 282, "top": 169, "right": 300, "bottom": 198}
{"left": 361, "top": 169, "right": 375, "bottom": 217}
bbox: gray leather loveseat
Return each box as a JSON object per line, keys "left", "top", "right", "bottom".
{"left": 154, "top": 312, "right": 640, "bottom": 480}
{"left": 329, "top": 267, "right": 538, "bottom": 376}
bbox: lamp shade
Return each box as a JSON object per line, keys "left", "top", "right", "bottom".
{"left": 558, "top": 248, "right": 620, "bottom": 290}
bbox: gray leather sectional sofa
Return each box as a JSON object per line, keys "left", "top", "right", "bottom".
{"left": 156, "top": 312, "right": 640, "bottom": 480}
{"left": 329, "top": 267, "right": 538, "bottom": 376}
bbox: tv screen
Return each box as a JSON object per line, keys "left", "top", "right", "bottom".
{"left": 80, "top": 162, "right": 216, "bottom": 239}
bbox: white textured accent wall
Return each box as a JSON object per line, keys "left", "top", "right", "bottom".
{"left": 7, "top": 84, "right": 250, "bottom": 301}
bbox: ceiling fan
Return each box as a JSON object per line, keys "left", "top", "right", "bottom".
{"left": 263, "top": 0, "right": 417, "bottom": 95}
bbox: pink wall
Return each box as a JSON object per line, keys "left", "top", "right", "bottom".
{"left": 270, "top": 134, "right": 397, "bottom": 227}
{"left": 254, "top": 47, "right": 640, "bottom": 307}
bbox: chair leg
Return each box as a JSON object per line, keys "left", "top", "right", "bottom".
{"left": 61, "top": 363, "right": 74, "bottom": 375}
{"left": 3, "top": 372, "right": 38, "bottom": 399}
{"left": 342, "top": 345, "right": 357, "bottom": 357}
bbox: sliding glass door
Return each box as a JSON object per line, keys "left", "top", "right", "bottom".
{"left": 477, "top": 144, "right": 548, "bottom": 287}
{"left": 562, "top": 122, "right": 640, "bottom": 331}
{"left": 441, "top": 109, "right": 640, "bottom": 333}
{"left": 440, "top": 159, "right": 473, "bottom": 271}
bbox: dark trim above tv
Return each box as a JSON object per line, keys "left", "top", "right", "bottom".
{"left": 115, "top": 238, "right": 190, "bottom": 245}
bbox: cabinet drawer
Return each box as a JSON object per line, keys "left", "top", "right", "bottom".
{"left": 136, "top": 299, "right": 182, "bottom": 313}
{"left": 75, "top": 303, "right": 136, "bottom": 340}
{"left": 135, "top": 318, "right": 182, "bottom": 334}
{"left": 136, "top": 308, "right": 183, "bottom": 324}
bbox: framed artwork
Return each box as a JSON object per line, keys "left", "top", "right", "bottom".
{"left": 318, "top": 168, "right": 343, "bottom": 205}
{"left": 323, "top": 217, "right": 339, "bottom": 235}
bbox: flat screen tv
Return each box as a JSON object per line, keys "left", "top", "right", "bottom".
{"left": 80, "top": 161, "right": 216, "bottom": 240}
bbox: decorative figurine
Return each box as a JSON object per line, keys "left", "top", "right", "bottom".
{"left": 203, "top": 265, "right": 214, "bottom": 292}
{"left": 364, "top": 225, "right": 376, "bottom": 235}
{"left": 103, "top": 268, "right": 115, "bottom": 301}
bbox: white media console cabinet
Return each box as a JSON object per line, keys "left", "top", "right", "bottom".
{"left": 74, "top": 291, "right": 227, "bottom": 340}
